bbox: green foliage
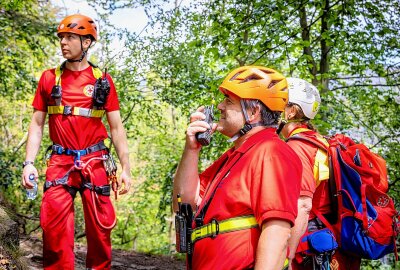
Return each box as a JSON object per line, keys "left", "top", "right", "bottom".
{"left": 0, "top": 2, "right": 399, "bottom": 269}
{"left": 97, "top": 1, "right": 400, "bottom": 266}
{"left": 0, "top": 0, "right": 57, "bottom": 236}
{"left": 0, "top": 0, "right": 58, "bottom": 98}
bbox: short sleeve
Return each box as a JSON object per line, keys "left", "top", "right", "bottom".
{"left": 250, "top": 141, "right": 302, "bottom": 227}
{"left": 32, "top": 71, "right": 51, "bottom": 112}
{"left": 287, "top": 140, "right": 318, "bottom": 198}
{"left": 104, "top": 74, "right": 120, "bottom": 112}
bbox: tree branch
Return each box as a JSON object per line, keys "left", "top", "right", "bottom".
{"left": 319, "top": 0, "right": 331, "bottom": 90}
{"left": 370, "top": 134, "right": 400, "bottom": 150}
{"left": 330, "top": 70, "right": 400, "bottom": 80}
{"left": 330, "top": 83, "right": 400, "bottom": 91}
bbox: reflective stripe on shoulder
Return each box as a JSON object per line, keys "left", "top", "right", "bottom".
{"left": 54, "top": 64, "right": 103, "bottom": 85}
{"left": 314, "top": 148, "right": 329, "bottom": 186}
{"left": 55, "top": 65, "right": 62, "bottom": 84}
{"left": 191, "top": 215, "right": 258, "bottom": 243}
{"left": 92, "top": 67, "right": 102, "bottom": 79}
{"left": 47, "top": 106, "right": 105, "bottom": 118}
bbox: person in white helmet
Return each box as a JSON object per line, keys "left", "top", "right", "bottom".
{"left": 278, "top": 78, "right": 361, "bottom": 270}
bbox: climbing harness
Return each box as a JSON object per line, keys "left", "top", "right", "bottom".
{"left": 48, "top": 61, "right": 110, "bottom": 116}
{"left": 44, "top": 140, "right": 118, "bottom": 230}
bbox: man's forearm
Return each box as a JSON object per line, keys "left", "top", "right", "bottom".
{"left": 255, "top": 220, "right": 291, "bottom": 270}
{"left": 25, "top": 111, "right": 46, "bottom": 162}
{"left": 288, "top": 196, "right": 312, "bottom": 265}
{"left": 111, "top": 128, "right": 130, "bottom": 169}
{"left": 172, "top": 146, "right": 201, "bottom": 212}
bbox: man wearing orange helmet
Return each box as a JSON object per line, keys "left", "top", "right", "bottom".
{"left": 173, "top": 66, "right": 302, "bottom": 269}
{"left": 21, "top": 14, "right": 131, "bottom": 269}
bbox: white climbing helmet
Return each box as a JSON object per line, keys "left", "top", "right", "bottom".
{"left": 287, "top": 77, "right": 321, "bottom": 119}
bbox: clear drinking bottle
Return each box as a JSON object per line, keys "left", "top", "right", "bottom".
{"left": 26, "top": 174, "right": 38, "bottom": 200}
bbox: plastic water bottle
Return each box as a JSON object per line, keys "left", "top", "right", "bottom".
{"left": 26, "top": 174, "right": 38, "bottom": 200}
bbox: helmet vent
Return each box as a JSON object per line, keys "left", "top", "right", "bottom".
{"left": 260, "top": 69, "right": 274, "bottom": 74}
{"left": 67, "top": 23, "right": 77, "bottom": 29}
{"left": 268, "top": 80, "right": 281, "bottom": 88}
{"left": 230, "top": 72, "right": 242, "bottom": 81}
{"left": 241, "top": 74, "right": 262, "bottom": 83}
{"left": 78, "top": 26, "right": 86, "bottom": 30}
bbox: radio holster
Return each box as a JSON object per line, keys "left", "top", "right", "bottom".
{"left": 175, "top": 203, "right": 193, "bottom": 255}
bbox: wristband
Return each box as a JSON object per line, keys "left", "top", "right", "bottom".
{"left": 22, "top": 161, "right": 34, "bottom": 168}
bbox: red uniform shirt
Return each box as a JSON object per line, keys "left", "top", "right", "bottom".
{"left": 192, "top": 128, "right": 302, "bottom": 270}
{"left": 32, "top": 65, "right": 119, "bottom": 149}
{"left": 287, "top": 127, "right": 331, "bottom": 217}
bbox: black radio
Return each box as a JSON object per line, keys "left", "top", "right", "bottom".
{"left": 195, "top": 105, "right": 214, "bottom": 146}
{"left": 175, "top": 195, "right": 193, "bottom": 254}
{"left": 93, "top": 76, "right": 110, "bottom": 107}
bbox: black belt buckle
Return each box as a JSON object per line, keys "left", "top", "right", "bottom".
{"left": 44, "top": 181, "right": 52, "bottom": 189}
{"left": 210, "top": 218, "right": 219, "bottom": 239}
{"left": 63, "top": 106, "right": 72, "bottom": 115}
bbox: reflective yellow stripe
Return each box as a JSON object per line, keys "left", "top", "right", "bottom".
{"left": 92, "top": 67, "right": 102, "bottom": 79}
{"left": 191, "top": 215, "right": 258, "bottom": 243}
{"left": 314, "top": 148, "right": 330, "bottom": 186}
{"left": 48, "top": 106, "right": 63, "bottom": 114}
{"left": 55, "top": 65, "right": 62, "bottom": 85}
{"left": 47, "top": 106, "right": 105, "bottom": 118}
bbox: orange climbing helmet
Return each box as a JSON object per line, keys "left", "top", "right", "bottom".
{"left": 219, "top": 66, "right": 288, "bottom": 112}
{"left": 57, "top": 14, "right": 98, "bottom": 41}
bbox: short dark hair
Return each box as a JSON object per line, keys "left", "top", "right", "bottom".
{"left": 242, "top": 99, "right": 281, "bottom": 126}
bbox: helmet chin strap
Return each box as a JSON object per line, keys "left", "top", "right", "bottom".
{"left": 67, "top": 36, "right": 88, "bottom": 63}
{"left": 227, "top": 99, "right": 264, "bottom": 143}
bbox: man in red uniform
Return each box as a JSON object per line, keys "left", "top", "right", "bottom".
{"left": 21, "top": 14, "right": 131, "bottom": 270}
{"left": 173, "top": 66, "right": 302, "bottom": 269}
{"left": 279, "top": 78, "right": 360, "bottom": 270}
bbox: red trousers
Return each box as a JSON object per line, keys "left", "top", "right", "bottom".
{"left": 40, "top": 152, "right": 116, "bottom": 270}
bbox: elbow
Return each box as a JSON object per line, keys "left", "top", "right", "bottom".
{"left": 298, "top": 196, "right": 313, "bottom": 215}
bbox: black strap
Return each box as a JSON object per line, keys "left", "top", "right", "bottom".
{"left": 83, "top": 183, "right": 111, "bottom": 196}
{"left": 44, "top": 175, "right": 69, "bottom": 190}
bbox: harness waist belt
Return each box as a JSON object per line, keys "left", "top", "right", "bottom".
{"left": 52, "top": 141, "right": 107, "bottom": 156}
{"left": 48, "top": 105, "right": 105, "bottom": 118}
{"left": 191, "top": 215, "right": 258, "bottom": 243}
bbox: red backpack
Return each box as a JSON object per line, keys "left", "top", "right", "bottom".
{"left": 289, "top": 133, "right": 399, "bottom": 260}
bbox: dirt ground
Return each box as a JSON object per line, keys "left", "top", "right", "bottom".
{"left": 19, "top": 236, "right": 185, "bottom": 270}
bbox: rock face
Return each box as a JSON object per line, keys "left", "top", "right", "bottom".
{"left": 0, "top": 207, "right": 19, "bottom": 249}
